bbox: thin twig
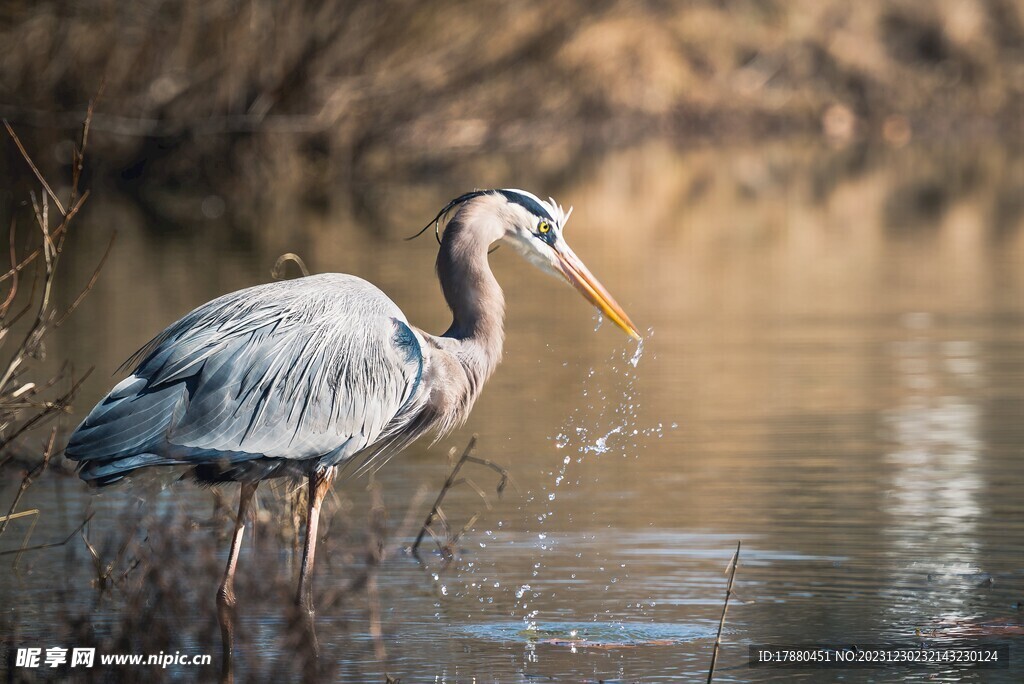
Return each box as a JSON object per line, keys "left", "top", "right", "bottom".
{"left": 56, "top": 230, "right": 117, "bottom": 326}
{"left": 0, "top": 368, "right": 93, "bottom": 454}
{"left": 409, "top": 435, "right": 513, "bottom": 561}
{"left": 2, "top": 120, "right": 66, "bottom": 216}
{"left": 0, "top": 217, "right": 20, "bottom": 320}
{"left": 69, "top": 80, "right": 104, "bottom": 210}
{"left": 0, "top": 428, "right": 56, "bottom": 537}
{"left": 80, "top": 500, "right": 145, "bottom": 594}
{"left": 707, "top": 541, "right": 741, "bottom": 684}
{"left": 463, "top": 455, "right": 513, "bottom": 495}
{"left": 0, "top": 191, "right": 88, "bottom": 287}
{"left": 410, "top": 436, "right": 476, "bottom": 557}
{"left": 0, "top": 511, "right": 94, "bottom": 556}
{"left": 12, "top": 508, "right": 40, "bottom": 570}
{"left": 0, "top": 509, "right": 38, "bottom": 525}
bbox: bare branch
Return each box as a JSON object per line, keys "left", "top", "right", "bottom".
{"left": 0, "top": 511, "right": 94, "bottom": 557}
{"left": 56, "top": 230, "right": 117, "bottom": 326}
{"left": 0, "top": 190, "right": 89, "bottom": 286}
{"left": 0, "top": 428, "right": 56, "bottom": 538}
{"left": 409, "top": 436, "right": 512, "bottom": 562}
{"left": 3, "top": 120, "right": 66, "bottom": 216}
{"left": 707, "top": 541, "right": 741, "bottom": 683}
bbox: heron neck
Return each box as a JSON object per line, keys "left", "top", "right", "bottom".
{"left": 436, "top": 213, "right": 505, "bottom": 386}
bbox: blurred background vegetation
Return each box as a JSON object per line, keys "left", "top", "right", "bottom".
{"left": 2, "top": 4, "right": 1024, "bottom": 680}
{"left": 1, "top": 0, "right": 1021, "bottom": 232}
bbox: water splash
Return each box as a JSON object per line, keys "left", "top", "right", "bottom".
{"left": 515, "top": 328, "right": 679, "bottom": 626}
{"left": 582, "top": 426, "right": 622, "bottom": 454}
{"left": 453, "top": 329, "right": 675, "bottom": 624}
{"left": 628, "top": 329, "right": 649, "bottom": 368}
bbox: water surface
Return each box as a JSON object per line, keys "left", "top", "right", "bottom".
{"left": 2, "top": 141, "right": 1023, "bottom": 682}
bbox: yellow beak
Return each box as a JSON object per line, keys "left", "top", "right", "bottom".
{"left": 555, "top": 245, "right": 641, "bottom": 341}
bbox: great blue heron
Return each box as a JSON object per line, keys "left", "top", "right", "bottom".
{"left": 64, "top": 188, "right": 639, "bottom": 657}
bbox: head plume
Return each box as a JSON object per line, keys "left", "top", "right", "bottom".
{"left": 407, "top": 189, "right": 572, "bottom": 245}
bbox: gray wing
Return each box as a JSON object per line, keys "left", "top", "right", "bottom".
{"left": 66, "top": 274, "right": 425, "bottom": 484}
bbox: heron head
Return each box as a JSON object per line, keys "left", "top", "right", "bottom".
{"left": 492, "top": 188, "right": 641, "bottom": 341}
{"left": 416, "top": 189, "right": 641, "bottom": 340}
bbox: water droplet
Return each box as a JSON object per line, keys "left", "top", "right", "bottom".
{"left": 584, "top": 426, "right": 622, "bottom": 454}
{"left": 629, "top": 336, "right": 645, "bottom": 367}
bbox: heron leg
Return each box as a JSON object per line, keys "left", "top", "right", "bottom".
{"left": 217, "top": 482, "right": 258, "bottom": 681}
{"left": 295, "top": 466, "right": 336, "bottom": 655}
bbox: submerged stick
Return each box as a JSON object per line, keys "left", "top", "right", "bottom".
{"left": 707, "top": 540, "right": 741, "bottom": 684}
{"left": 410, "top": 435, "right": 477, "bottom": 557}
{"left": 408, "top": 434, "right": 512, "bottom": 561}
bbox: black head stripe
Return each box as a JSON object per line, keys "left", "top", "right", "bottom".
{"left": 435, "top": 190, "right": 491, "bottom": 223}
{"left": 497, "top": 189, "right": 554, "bottom": 222}
{"left": 409, "top": 189, "right": 491, "bottom": 243}
{"left": 410, "top": 189, "right": 556, "bottom": 245}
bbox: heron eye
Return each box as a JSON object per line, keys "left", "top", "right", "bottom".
{"left": 538, "top": 221, "right": 551, "bottom": 234}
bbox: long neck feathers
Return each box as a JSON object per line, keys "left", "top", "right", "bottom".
{"left": 435, "top": 196, "right": 506, "bottom": 390}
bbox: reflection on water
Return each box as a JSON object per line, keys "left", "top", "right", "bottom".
{"left": 882, "top": 313, "right": 988, "bottom": 648}
{"left": 2, "top": 141, "right": 1024, "bottom": 682}
{"left": 884, "top": 314, "right": 983, "bottom": 536}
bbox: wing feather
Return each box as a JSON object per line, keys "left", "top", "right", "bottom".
{"left": 66, "top": 274, "right": 426, "bottom": 484}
